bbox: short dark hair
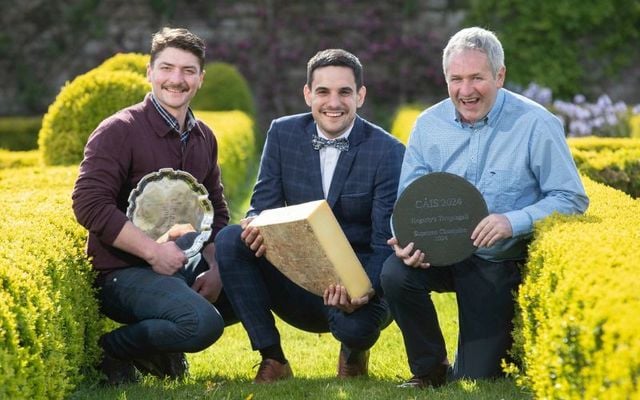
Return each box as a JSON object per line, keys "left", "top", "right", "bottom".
{"left": 306, "top": 49, "right": 363, "bottom": 89}
{"left": 150, "top": 27, "right": 206, "bottom": 71}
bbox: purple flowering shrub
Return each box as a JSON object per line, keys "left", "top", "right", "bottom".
{"left": 517, "top": 82, "right": 640, "bottom": 137}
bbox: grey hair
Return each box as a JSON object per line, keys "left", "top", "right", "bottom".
{"left": 442, "top": 27, "right": 504, "bottom": 78}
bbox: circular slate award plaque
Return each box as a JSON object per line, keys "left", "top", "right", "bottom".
{"left": 392, "top": 172, "right": 488, "bottom": 266}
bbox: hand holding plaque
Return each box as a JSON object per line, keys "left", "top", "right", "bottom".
{"left": 126, "top": 168, "right": 214, "bottom": 258}
{"left": 392, "top": 172, "right": 488, "bottom": 266}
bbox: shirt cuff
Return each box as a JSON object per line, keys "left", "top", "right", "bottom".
{"left": 504, "top": 209, "right": 533, "bottom": 237}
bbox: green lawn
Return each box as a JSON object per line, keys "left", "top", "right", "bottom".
{"left": 69, "top": 294, "right": 531, "bottom": 399}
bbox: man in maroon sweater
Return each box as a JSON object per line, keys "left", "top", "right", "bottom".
{"left": 72, "top": 27, "right": 235, "bottom": 385}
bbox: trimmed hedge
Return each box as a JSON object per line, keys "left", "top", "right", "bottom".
{"left": 0, "top": 110, "right": 256, "bottom": 397}
{"left": 0, "top": 116, "right": 41, "bottom": 151}
{"left": 190, "top": 62, "right": 256, "bottom": 117}
{"left": 568, "top": 136, "right": 640, "bottom": 152}
{"left": 389, "top": 104, "right": 425, "bottom": 145}
{"left": 4, "top": 53, "right": 148, "bottom": 157}
{"left": 0, "top": 149, "right": 41, "bottom": 169}
{"left": 195, "top": 110, "right": 256, "bottom": 220}
{"left": 96, "top": 52, "right": 148, "bottom": 76}
{"left": 568, "top": 137, "right": 640, "bottom": 197}
{"left": 38, "top": 69, "right": 150, "bottom": 165}
{"left": 0, "top": 166, "right": 103, "bottom": 400}
{"left": 512, "top": 176, "right": 640, "bottom": 398}
{"left": 631, "top": 114, "right": 640, "bottom": 138}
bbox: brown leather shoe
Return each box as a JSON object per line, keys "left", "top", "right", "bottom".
{"left": 397, "top": 363, "right": 448, "bottom": 389}
{"left": 253, "top": 358, "right": 293, "bottom": 384}
{"left": 337, "top": 349, "right": 370, "bottom": 378}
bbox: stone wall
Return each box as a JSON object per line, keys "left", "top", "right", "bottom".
{"left": 1, "top": 0, "right": 465, "bottom": 130}
{"left": 3, "top": 0, "right": 638, "bottom": 133}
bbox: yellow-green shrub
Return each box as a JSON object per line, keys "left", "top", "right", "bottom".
{"left": 195, "top": 110, "right": 256, "bottom": 220}
{"left": 569, "top": 137, "right": 640, "bottom": 197}
{"left": 1, "top": 110, "right": 257, "bottom": 398}
{"left": 38, "top": 70, "right": 150, "bottom": 165}
{"left": 0, "top": 166, "right": 103, "bottom": 400}
{"left": 190, "top": 62, "right": 256, "bottom": 117}
{"left": 96, "top": 52, "right": 148, "bottom": 76}
{"left": 389, "top": 104, "right": 425, "bottom": 144}
{"left": 0, "top": 149, "right": 41, "bottom": 169}
{"left": 512, "top": 176, "right": 640, "bottom": 399}
{"left": 568, "top": 136, "right": 640, "bottom": 152}
{"left": 630, "top": 114, "right": 640, "bottom": 139}
{"left": 0, "top": 116, "right": 41, "bottom": 151}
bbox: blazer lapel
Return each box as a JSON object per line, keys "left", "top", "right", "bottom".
{"left": 301, "top": 121, "right": 325, "bottom": 200}
{"left": 326, "top": 117, "right": 365, "bottom": 207}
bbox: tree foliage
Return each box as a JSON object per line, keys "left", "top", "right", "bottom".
{"left": 466, "top": 0, "right": 640, "bottom": 99}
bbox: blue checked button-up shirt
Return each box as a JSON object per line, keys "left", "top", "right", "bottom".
{"left": 399, "top": 88, "right": 589, "bottom": 261}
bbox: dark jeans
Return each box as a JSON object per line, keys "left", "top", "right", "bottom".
{"left": 381, "top": 254, "right": 522, "bottom": 380}
{"left": 215, "top": 224, "right": 391, "bottom": 359}
{"left": 96, "top": 245, "right": 237, "bottom": 361}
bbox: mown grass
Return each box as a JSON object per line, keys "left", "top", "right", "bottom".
{"left": 69, "top": 294, "right": 530, "bottom": 399}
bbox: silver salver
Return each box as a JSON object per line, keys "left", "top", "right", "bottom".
{"left": 126, "top": 168, "right": 214, "bottom": 258}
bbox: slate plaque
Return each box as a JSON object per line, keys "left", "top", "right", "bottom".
{"left": 392, "top": 172, "right": 488, "bottom": 266}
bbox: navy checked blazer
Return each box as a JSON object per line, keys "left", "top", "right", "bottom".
{"left": 247, "top": 113, "right": 405, "bottom": 292}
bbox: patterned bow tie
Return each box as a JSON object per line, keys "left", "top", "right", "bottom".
{"left": 311, "top": 135, "right": 349, "bottom": 152}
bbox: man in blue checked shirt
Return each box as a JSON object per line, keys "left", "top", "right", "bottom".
{"left": 381, "top": 27, "right": 589, "bottom": 389}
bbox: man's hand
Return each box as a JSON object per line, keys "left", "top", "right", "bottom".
{"left": 113, "top": 221, "right": 186, "bottom": 275}
{"left": 387, "top": 237, "right": 431, "bottom": 269}
{"left": 192, "top": 242, "right": 223, "bottom": 302}
{"left": 239, "top": 217, "right": 266, "bottom": 257}
{"left": 323, "top": 284, "right": 372, "bottom": 313}
{"left": 147, "top": 241, "right": 187, "bottom": 275}
{"left": 191, "top": 268, "right": 222, "bottom": 302}
{"left": 471, "top": 213, "right": 513, "bottom": 248}
{"left": 156, "top": 223, "right": 196, "bottom": 244}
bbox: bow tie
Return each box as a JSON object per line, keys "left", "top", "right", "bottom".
{"left": 311, "top": 135, "right": 349, "bottom": 152}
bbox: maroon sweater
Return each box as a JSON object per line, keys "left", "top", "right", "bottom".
{"left": 72, "top": 94, "right": 229, "bottom": 271}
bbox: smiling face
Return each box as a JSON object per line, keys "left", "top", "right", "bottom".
{"left": 147, "top": 46, "right": 204, "bottom": 120}
{"left": 446, "top": 49, "right": 505, "bottom": 124}
{"left": 303, "top": 65, "right": 366, "bottom": 138}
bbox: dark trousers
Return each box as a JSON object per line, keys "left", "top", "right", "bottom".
{"left": 215, "top": 224, "right": 391, "bottom": 358}
{"left": 380, "top": 254, "right": 522, "bottom": 379}
{"left": 96, "top": 247, "right": 237, "bottom": 361}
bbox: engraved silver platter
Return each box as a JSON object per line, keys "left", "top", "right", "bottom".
{"left": 126, "top": 168, "right": 214, "bottom": 257}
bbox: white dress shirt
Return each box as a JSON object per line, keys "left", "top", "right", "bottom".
{"left": 316, "top": 123, "right": 353, "bottom": 198}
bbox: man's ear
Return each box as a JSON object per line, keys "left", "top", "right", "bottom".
{"left": 303, "top": 84, "right": 312, "bottom": 107}
{"left": 356, "top": 85, "right": 367, "bottom": 108}
{"left": 198, "top": 69, "right": 206, "bottom": 89}
{"left": 496, "top": 66, "right": 506, "bottom": 88}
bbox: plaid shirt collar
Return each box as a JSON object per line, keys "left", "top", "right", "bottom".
{"left": 150, "top": 93, "right": 197, "bottom": 135}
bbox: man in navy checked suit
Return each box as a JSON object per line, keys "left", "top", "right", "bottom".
{"left": 215, "top": 49, "right": 405, "bottom": 383}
